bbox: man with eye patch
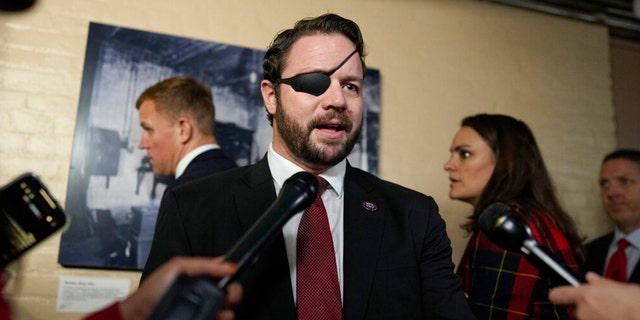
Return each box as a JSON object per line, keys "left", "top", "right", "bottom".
{"left": 584, "top": 149, "right": 640, "bottom": 284}
{"left": 142, "top": 13, "right": 474, "bottom": 320}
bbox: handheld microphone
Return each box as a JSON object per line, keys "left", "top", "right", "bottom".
{"left": 148, "top": 171, "right": 319, "bottom": 320}
{"left": 478, "top": 202, "right": 583, "bottom": 287}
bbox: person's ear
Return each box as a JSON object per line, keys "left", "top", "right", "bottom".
{"left": 261, "top": 80, "right": 277, "bottom": 116}
{"left": 177, "top": 118, "right": 192, "bottom": 144}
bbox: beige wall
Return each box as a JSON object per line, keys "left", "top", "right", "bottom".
{"left": 611, "top": 38, "right": 640, "bottom": 150}
{"left": 0, "top": 0, "right": 615, "bottom": 318}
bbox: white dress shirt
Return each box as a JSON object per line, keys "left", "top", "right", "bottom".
{"left": 607, "top": 228, "right": 640, "bottom": 278}
{"left": 174, "top": 144, "right": 220, "bottom": 178}
{"left": 267, "top": 143, "right": 346, "bottom": 303}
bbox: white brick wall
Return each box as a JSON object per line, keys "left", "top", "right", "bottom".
{"left": 0, "top": 0, "right": 615, "bottom": 318}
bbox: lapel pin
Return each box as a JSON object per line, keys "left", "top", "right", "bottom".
{"left": 362, "top": 201, "right": 377, "bottom": 212}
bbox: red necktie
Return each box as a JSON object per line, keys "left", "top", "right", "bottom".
{"left": 605, "top": 238, "right": 630, "bottom": 282}
{"left": 296, "top": 176, "right": 342, "bottom": 320}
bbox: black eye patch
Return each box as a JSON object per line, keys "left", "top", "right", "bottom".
{"left": 279, "top": 72, "right": 331, "bottom": 96}
{"left": 278, "top": 48, "right": 358, "bottom": 96}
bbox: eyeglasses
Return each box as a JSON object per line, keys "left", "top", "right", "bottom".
{"left": 277, "top": 49, "right": 359, "bottom": 96}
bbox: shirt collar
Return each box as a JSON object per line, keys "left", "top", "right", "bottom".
{"left": 614, "top": 228, "right": 640, "bottom": 249}
{"left": 267, "top": 143, "right": 345, "bottom": 198}
{"left": 175, "top": 144, "right": 219, "bottom": 178}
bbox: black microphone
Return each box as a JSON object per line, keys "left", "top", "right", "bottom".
{"left": 148, "top": 171, "right": 318, "bottom": 320}
{"left": 478, "top": 202, "right": 582, "bottom": 287}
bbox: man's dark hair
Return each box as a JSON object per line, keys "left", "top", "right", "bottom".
{"left": 262, "top": 13, "right": 366, "bottom": 125}
{"left": 603, "top": 149, "right": 640, "bottom": 166}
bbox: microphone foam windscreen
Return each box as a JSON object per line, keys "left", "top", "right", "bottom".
{"left": 478, "top": 202, "right": 512, "bottom": 234}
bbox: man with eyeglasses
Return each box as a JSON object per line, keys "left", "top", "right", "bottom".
{"left": 141, "top": 13, "right": 474, "bottom": 320}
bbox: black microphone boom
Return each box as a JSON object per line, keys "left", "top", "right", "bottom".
{"left": 148, "top": 171, "right": 319, "bottom": 320}
{"left": 478, "top": 202, "right": 582, "bottom": 287}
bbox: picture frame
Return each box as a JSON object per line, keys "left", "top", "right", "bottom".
{"left": 58, "top": 22, "right": 381, "bottom": 270}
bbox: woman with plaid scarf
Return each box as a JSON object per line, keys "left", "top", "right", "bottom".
{"left": 444, "top": 113, "right": 584, "bottom": 319}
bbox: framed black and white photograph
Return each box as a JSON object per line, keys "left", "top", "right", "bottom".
{"left": 57, "top": 22, "right": 381, "bottom": 270}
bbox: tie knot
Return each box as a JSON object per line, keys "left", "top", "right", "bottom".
{"left": 619, "top": 238, "right": 631, "bottom": 250}
{"left": 316, "top": 176, "right": 329, "bottom": 194}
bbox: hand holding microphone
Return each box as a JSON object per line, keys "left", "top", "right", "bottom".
{"left": 550, "top": 272, "right": 640, "bottom": 320}
{"left": 116, "top": 256, "right": 240, "bottom": 320}
{"left": 478, "top": 202, "right": 583, "bottom": 287}
{"left": 147, "top": 172, "right": 318, "bottom": 320}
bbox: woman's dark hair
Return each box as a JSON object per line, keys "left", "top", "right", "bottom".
{"left": 462, "top": 113, "right": 584, "bottom": 261}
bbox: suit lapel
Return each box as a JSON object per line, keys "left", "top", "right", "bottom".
{"left": 584, "top": 233, "right": 612, "bottom": 275}
{"left": 234, "top": 158, "right": 297, "bottom": 319}
{"left": 235, "top": 158, "right": 276, "bottom": 231}
{"left": 343, "top": 166, "right": 385, "bottom": 320}
{"left": 630, "top": 261, "right": 640, "bottom": 284}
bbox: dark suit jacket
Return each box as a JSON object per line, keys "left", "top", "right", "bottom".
{"left": 142, "top": 157, "right": 474, "bottom": 320}
{"left": 166, "top": 148, "right": 237, "bottom": 192}
{"left": 584, "top": 232, "right": 640, "bottom": 284}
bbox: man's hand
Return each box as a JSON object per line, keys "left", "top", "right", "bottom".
{"left": 120, "top": 256, "right": 241, "bottom": 320}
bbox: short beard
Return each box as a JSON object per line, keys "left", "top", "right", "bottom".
{"left": 274, "top": 99, "right": 362, "bottom": 168}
